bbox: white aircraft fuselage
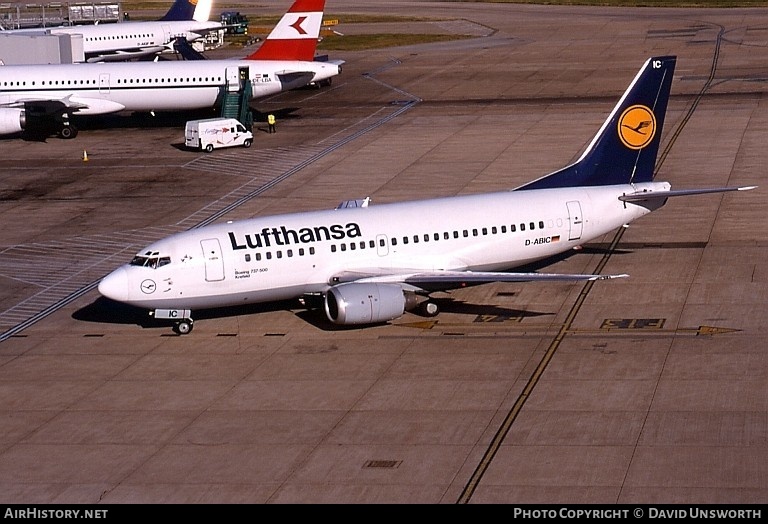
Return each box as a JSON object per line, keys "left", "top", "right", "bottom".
{"left": 4, "top": 20, "right": 222, "bottom": 61}
{"left": 99, "top": 182, "right": 667, "bottom": 311}
{"left": 0, "top": 58, "right": 341, "bottom": 115}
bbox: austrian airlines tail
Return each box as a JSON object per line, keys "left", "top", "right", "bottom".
{"left": 247, "top": 0, "right": 325, "bottom": 61}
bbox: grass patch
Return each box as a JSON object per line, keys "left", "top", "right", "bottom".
{"left": 422, "top": 0, "right": 768, "bottom": 5}
{"left": 317, "top": 33, "right": 475, "bottom": 51}
{"left": 122, "top": 1, "right": 768, "bottom": 9}
{"left": 119, "top": 1, "right": 768, "bottom": 50}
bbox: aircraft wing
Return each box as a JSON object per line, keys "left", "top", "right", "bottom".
{"left": 0, "top": 96, "right": 87, "bottom": 111}
{"left": 86, "top": 46, "right": 168, "bottom": 63}
{"left": 331, "top": 269, "right": 627, "bottom": 293}
{"left": 0, "top": 95, "right": 124, "bottom": 115}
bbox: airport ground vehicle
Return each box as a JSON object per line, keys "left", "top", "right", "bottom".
{"left": 220, "top": 11, "right": 248, "bottom": 35}
{"left": 184, "top": 117, "right": 253, "bottom": 152}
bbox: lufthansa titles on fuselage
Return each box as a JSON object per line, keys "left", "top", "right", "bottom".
{"left": 228, "top": 222, "right": 363, "bottom": 250}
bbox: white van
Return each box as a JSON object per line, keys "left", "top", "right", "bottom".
{"left": 185, "top": 118, "right": 253, "bottom": 152}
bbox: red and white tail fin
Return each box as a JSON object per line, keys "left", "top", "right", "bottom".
{"left": 246, "top": 0, "right": 325, "bottom": 61}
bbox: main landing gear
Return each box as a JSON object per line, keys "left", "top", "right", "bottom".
{"left": 24, "top": 102, "right": 79, "bottom": 139}
{"left": 58, "top": 123, "right": 78, "bottom": 139}
{"left": 417, "top": 300, "right": 440, "bottom": 317}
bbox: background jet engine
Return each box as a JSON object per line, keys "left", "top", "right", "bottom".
{"left": 0, "top": 108, "right": 25, "bottom": 135}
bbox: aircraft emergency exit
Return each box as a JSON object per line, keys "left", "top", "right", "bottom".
{"left": 0, "top": 0, "right": 342, "bottom": 138}
{"left": 1, "top": 0, "right": 223, "bottom": 63}
{"left": 97, "top": 55, "right": 756, "bottom": 334}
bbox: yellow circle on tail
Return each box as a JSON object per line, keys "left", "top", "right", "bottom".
{"left": 618, "top": 105, "right": 656, "bottom": 150}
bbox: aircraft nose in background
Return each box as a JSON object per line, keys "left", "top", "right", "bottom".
{"left": 98, "top": 267, "right": 130, "bottom": 302}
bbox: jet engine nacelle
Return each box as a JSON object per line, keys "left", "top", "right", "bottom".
{"left": 0, "top": 108, "right": 25, "bottom": 135}
{"left": 324, "top": 282, "right": 406, "bottom": 325}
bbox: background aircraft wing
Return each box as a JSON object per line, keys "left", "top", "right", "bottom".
{"left": 0, "top": 97, "right": 85, "bottom": 110}
{"left": 1, "top": 96, "right": 123, "bottom": 114}
{"left": 86, "top": 47, "right": 168, "bottom": 63}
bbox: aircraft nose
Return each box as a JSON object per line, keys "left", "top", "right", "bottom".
{"left": 98, "top": 267, "right": 129, "bottom": 302}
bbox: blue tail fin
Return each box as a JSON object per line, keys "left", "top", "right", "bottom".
{"left": 159, "top": 0, "right": 200, "bottom": 21}
{"left": 516, "top": 56, "right": 676, "bottom": 190}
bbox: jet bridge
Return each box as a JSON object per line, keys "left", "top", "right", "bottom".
{"left": 0, "top": 2, "right": 120, "bottom": 30}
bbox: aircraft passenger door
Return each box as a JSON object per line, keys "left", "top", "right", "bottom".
{"left": 376, "top": 234, "right": 389, "bottom": 257}
{"left": 200, "top": 238, "right": 225, "bottom": 282}
{"left": 98, "top": 73, "right": 110, "bottom": 94}
{"left": 226, "top": 66, "right": 241, "bottom": 93}
{"left": 566, "top": 201, "right": 583, "bottom": 241}
{"left": 161, "top": 24, "right": 171, "bottom": 44}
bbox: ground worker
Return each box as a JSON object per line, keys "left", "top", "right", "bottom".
{"left": 267, "top": 113, "right": 276, "bottom": 134}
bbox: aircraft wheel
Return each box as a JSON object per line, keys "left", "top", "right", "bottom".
{"left": 419, "top": 301, "right": 439, "bottom": 317}
{"left": 175, "top": 320, "right": 193, "bottom": 335}
{"left": 243, "top": 139, "right": 252, "bottom": 148}
{"left": 59, "top": 126, "right": 78, "bottom": 139}
{"left": 205, "top": 144, "right": 214, "bottom": 153}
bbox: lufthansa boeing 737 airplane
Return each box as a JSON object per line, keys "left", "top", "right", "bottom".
{"left": 98, "top": 55, "right": 756, "bottom": 334}
{"left": 1, "top": 0, "right": 222, "bottom": 63}
{"left": 0, "top": 0, "right": 342, "bottom": 138}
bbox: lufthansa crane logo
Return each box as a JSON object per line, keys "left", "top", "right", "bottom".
{"left": 618, "top": 105, "right": 656, "bottom": 150}
{"left": 140, "top": 279, "right": 157, "bottom": 295}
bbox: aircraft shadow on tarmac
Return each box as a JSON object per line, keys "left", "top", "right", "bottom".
{"left": 12, "top": 107, "right": 305, "bottom": 143}
{"left": 428, "top": 298, "right": 553, "bottom": 320}
{"left": 74, "top": 294, "right": 554, "bottom": 333}
{"left": 73, "top": 296, "right": 312, "bottom": 332}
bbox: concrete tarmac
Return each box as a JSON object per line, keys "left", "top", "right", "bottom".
{"left": 0, "top": 1, "right": 766, "bottom": 504}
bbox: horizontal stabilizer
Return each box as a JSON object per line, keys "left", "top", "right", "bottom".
{"left": 276, "top": 71, "right": 317, "bottom": 90}
{"left": 620, "top": 185, "right": 757, "bottom": 202}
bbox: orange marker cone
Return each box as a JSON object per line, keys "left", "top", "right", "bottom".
{"left": 82, "top": 150, "right": 89, "bottom": 162}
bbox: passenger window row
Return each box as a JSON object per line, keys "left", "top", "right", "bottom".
{"left": 330, "top": 220, "right": 547, "bottom": 252}
{"left": 244, "top": 246, "right": 316, "bottom": 263}
{"left": 330, "top": 239, "right": 381, "bottom": 253}
{"left": 116, "top": 76, "right": 223, "bottom": 84}
{"left": 242, "top": 219, "right": 553, "bottom": 262}
{"left": 86, "top": 35, "right": 153, "bottom": 41}
{"left": 3, "top": 76, "right": 224, "bottom": 88}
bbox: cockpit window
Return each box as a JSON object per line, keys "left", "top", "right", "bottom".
{"left": 129, "top": 251, "right": 170, "bottom": 269}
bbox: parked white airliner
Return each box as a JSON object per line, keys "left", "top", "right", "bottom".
{"left": 98, "top": 55, "right": 756, "bottom": 334}
{"left": 0, "top": 0, "right": 342, "bottom": 138}
{"left": 1, "top": 0, "right": 222, "bottom": 63}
